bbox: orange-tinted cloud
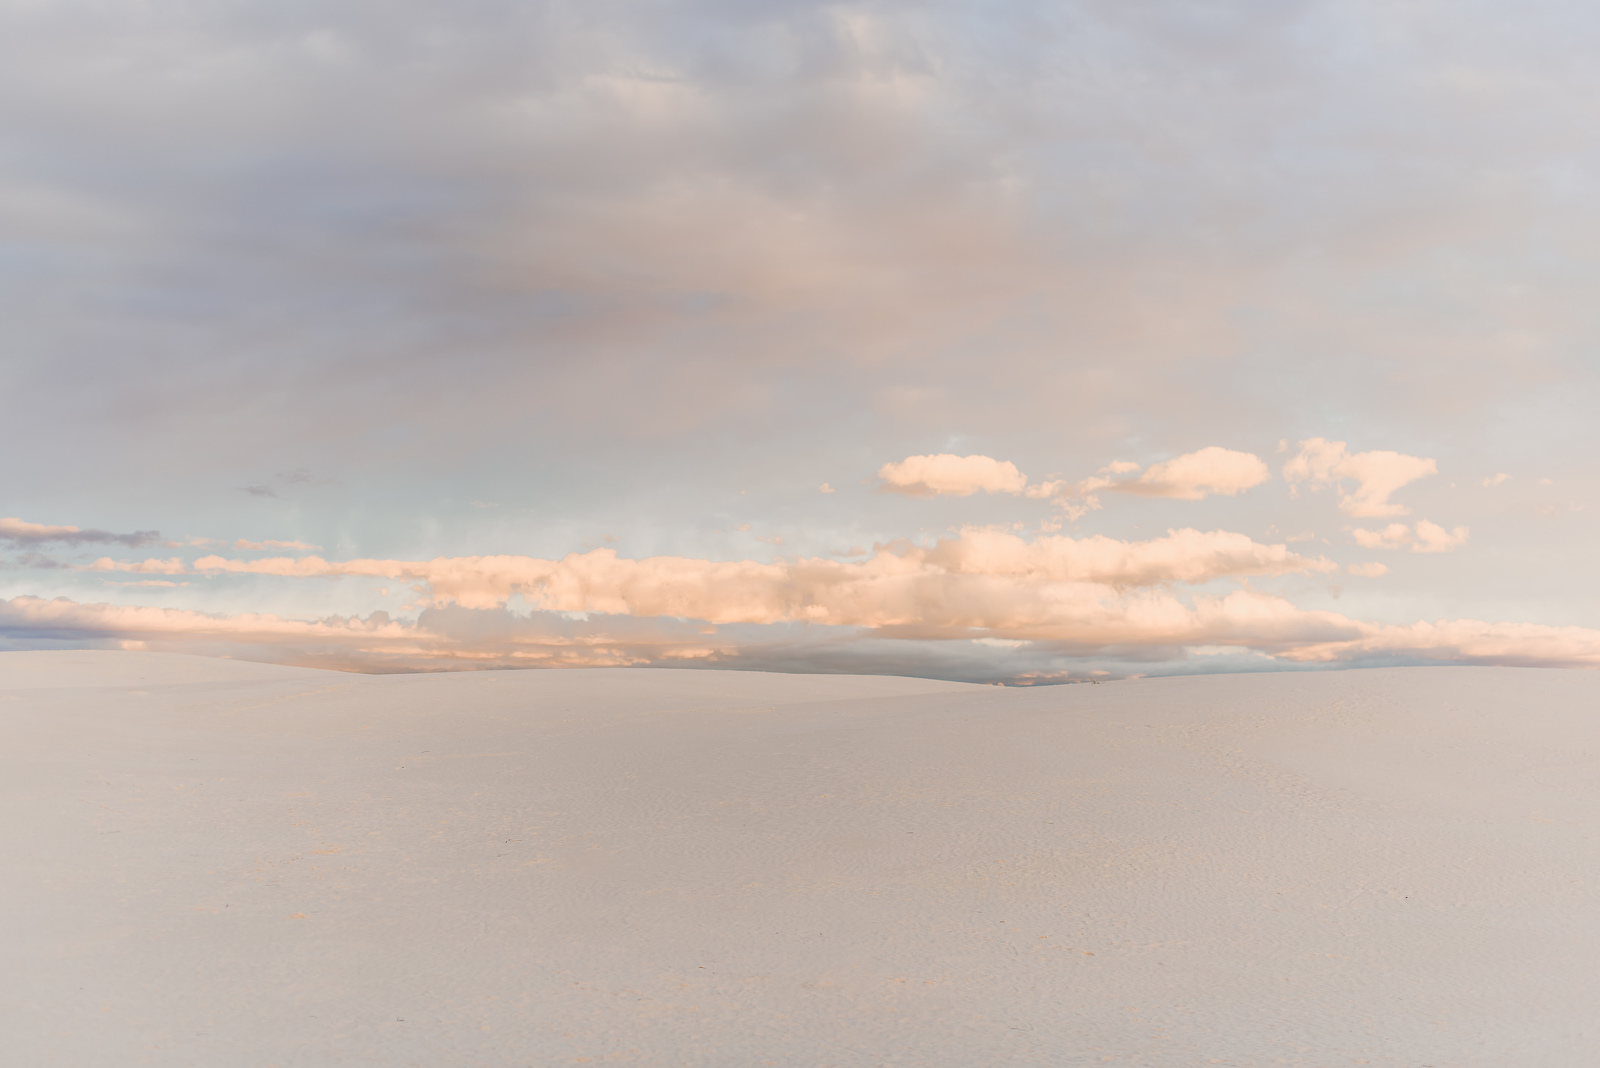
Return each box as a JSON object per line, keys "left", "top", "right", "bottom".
{"left": 0, "top": 595, "right": 408, "bottom": 642}
{"left": 1024, "top": 449, "right": 1269, "bottom": 517}
{"left": 1350, "top": 521, "right": 1469, "bottom": 553}
{"left": 0, "top": 595, "right": 731, "bottom": 672}
{"left": 192, "top": 527, "right": 1335, "bottom": 623}
{"left": 1281, "top": 618, "right": 1600, "bottom": 669}
{"left": 1284, "top": 439, "right": 1437, "bottom": 517}
{"left": 9, "top": 588, "right": 1600, "bottom": 674}
{"left": 1110, "top": 447, "right": 1271, "bottom": 500}
{"left": 876, "top": 454, "right": 1028, "bottom": 497}
{"left": 81, "top": 557, "right": 189, "bottom": 574}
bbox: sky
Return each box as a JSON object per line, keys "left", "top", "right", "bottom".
{"left": 4, "top": 0, "right": 1600, "bottom": 681}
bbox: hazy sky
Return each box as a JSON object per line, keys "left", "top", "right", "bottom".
{"left": 5, "top": 0, "right": 1600, "bottom": 680}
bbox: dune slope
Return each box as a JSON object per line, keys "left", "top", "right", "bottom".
{"left": 4, "top": 652, "right": 1599, "bottom": 1066}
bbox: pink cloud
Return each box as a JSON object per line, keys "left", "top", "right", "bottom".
{"left": 0, "top": 596, "right": 728, "bottom": 671}
{"left": 876, "top": 454, "right": 1028, "bottom": 497}
{"left": 1350, "top": 521, "right": 1469, "bottom": 553}
{"left": 1024, "top": 448, "right": 1270, "bottom": 517}
{"left": 1281, "top": 619, "right": 1600, "bottom": 669}
{"left": 9, "top": 587, "right": 1600, "bottom": 673}
{"left": 0, "top": 595, "right": 408, "bottom": 641}
{"left": 1283, "top": 439, "right": 1437, "bottom": 517}
{"left": 192, "top": 527, "right": 1335, "bottom": 621}
{"left": 234, "top": 538, "right": 323, "bottom": 551}
{"left": 6, "top": 506, "right": 1570, "bottom": 676}
{"left": 1110, "top": 447, "right": 1271, "bottom": 500}
{"left": 0, "top": 518, "right": 79, "bottom": 541}
{"left": 81, "top": 557, "right": 188, "bottom": 574}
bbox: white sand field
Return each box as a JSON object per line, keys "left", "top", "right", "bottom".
{"left": 4, "top": 652, "right": 1599, "bottom": 1067}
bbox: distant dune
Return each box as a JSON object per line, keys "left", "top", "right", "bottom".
{"left": 5, "top": 652, "right": 1598, "bottom": 1067}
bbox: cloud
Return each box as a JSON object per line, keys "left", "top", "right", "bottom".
{"left": 8, "top": 552, "right": 70, "bottom": 570}
{"left": 0, "top": 517, "right": 160, "bottom": 548}
{"left": 1483, "top": 473, "right": 1511, "bottom": 488}
{"left": 1024, "top": 448, "right": 1269, "bottom": 517}
{"left": 1283, "top": 440, "right": 1437, "bottom": 517}
{"left": 81, "top": 557, "right": 189, "bottom": 574}
{"left": 0, "top": 595, "right": 409, "bottom": 645}
{"left": 10, "top": 588, "right": 1600, "bottom": 677}
{"left": 235, "top": 539, "right": 322, "bottom": 551}
{"left": 169, "top": 523, "right": 1600, "bottom": 676}
{"left": 1350, "top": 525, "right": 1407, "bottom": 550}
{"left": 1346, "top": 561, "right": 1389, "bottom": 577}
{"left": 1022, "top": 471, "right": 1118, "bottom": 519}
{"left": 1350, "top": 521, "right": 1469, "bottom": 554}
{"left": 0, "top": 595, "right": 746, "bottom": 672}
{"left": 877, "top": 454, "right": 1028, "bottom": 497}
{"left": 191, "top": 528, "right": 1335, "bottom": 630}
{"left": 0, "top": 6, "right": 1592, "bottom": 681}
{"left": 1108, "top": 447, "right": 1271, "bottom": 501}
{"left": 1281, "top": 619, "right": 1600, "bottom": 670}
{"left": 238, "top": 470, "right": 322, "bottom": 500}
{"left": 0, "top": 0, "right": 1593, "bottom": 594}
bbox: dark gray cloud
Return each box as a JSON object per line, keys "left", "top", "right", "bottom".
{"left": 1, "top": 552, "right": 71, "bottom": 571}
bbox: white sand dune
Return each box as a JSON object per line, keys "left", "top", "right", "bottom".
{"left": 5, "top": 652, "right": 1599, "bottom": 1067}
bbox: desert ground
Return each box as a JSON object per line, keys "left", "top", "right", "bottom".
{"left": 4, "top": 651, "right": 1598, "bottom": 1067}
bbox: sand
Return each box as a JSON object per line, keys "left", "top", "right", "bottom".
{"left": 4, "top": 651, "right": 1598, "bottom": 1067}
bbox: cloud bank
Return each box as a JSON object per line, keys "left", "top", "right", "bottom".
{"left": 9, "top": 591, "right": 1600, "bottom": 678}
{"left": 188, "top": 527, "right": 1334, "bottom": 625}
{"left": 0, "top": 477, "right": 1577, "bottom": 678}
